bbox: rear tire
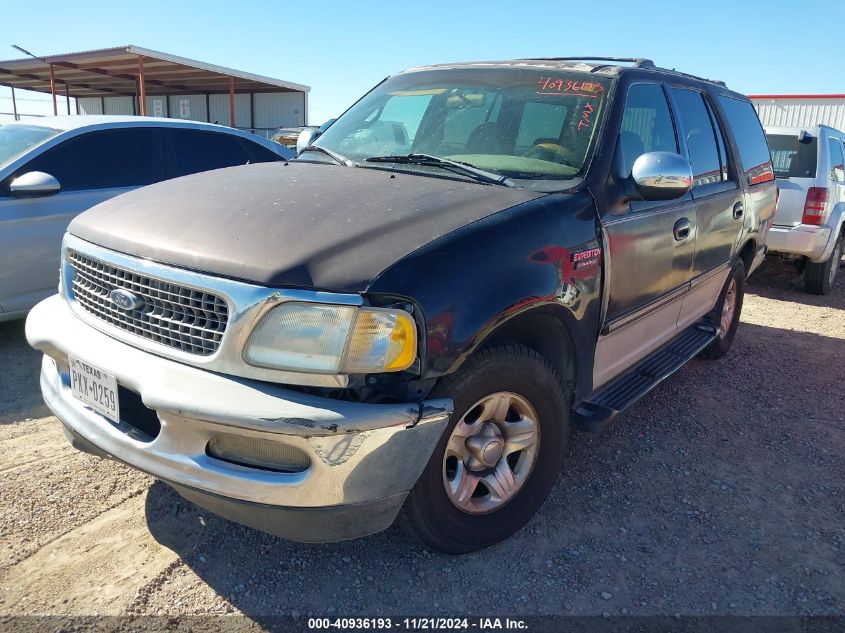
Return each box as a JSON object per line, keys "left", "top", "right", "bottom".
{"left": 400, "top": 343, "right": 568, "bottom": 554}
{"left": 700, "top": 259, "right": 745, "bottom": 360}
{"left": 804, "top": 234, "right": 843, "bottom": 295}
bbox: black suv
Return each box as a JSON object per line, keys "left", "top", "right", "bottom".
{"left": 27, "top": 57, "right": 776, "bottom": 553}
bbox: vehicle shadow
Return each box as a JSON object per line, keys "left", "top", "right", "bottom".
{"left": 0, "top": 318, "right": 50, "bottom": 424}
{"left": 143, "top": 321, "right": 845, "bottom": 618}
{"left": 748, "top": 254, "right": 845, "bottom": 307}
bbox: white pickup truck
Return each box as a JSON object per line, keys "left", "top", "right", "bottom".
{"left": 765, "top": 125, "right": 845, "bottom": 294}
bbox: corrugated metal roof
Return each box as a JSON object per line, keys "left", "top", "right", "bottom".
{"left": 0, "top": 45, "right": 309, "bottom": 99}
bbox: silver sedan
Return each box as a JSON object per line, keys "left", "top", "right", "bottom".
{"left": 0, "top": 116, "right": 292, "bottom": 321}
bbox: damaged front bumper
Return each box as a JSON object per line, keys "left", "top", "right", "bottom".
{"left": 26, "top": 295, "right": 452, "bottom": 542}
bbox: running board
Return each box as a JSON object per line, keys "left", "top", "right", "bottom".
{"left": 573, "top": 322, "right": 718, "bottom": 432}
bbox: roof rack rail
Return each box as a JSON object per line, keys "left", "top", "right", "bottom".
{"left": 521, "top": 56, "right": 655, "bottom": 68}
{"left": 655, "top": 67, "right": 727, "bottom": 87}
{"left": 519, "top": 56, "right": 727, "bottom": 87}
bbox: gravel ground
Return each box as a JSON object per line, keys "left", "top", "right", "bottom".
{"left": 0, "top": 257, "right": 843, "bottom": 624}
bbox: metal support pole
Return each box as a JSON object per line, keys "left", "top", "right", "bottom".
{"left": 249, "top": 92, "right": 254, "bottom": 132}
{"left": 49, "top": 64, "right": 57, "bottom": 115}
{"left": 11, "top": 86, "right": 18, "bottom": 120}
{"left": 137, "top": 55, "right": 147, "bottom": 116}
{"left": 229, "top": 77, "right": 236, "bottom": 128}
{"left": 65, "top": 83, "right": 71, "bottom": 115}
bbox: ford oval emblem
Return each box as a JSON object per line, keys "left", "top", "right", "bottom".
{"left": 109, "top": 289, "right": 144, "bottom": 311}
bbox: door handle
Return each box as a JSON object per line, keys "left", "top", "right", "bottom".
{"left": 733, "top": 202, "right": 744, "bottom": 219}
{"left": 673, "top": 218, "right": 692, "bottom": 241}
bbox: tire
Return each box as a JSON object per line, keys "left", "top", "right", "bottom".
{"left": 700, "top": 259, "right": 745, "bottom": 360}
{"left": 804, "top": 234, "right": 844, "bottom": 295}
{"left": 400, "top": 343, "right": 568, "bottom": 554}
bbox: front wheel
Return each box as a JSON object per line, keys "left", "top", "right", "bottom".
{"left": 400, "top": 343, "right": 569, "bottom": 554}
{"left": 804, "top": 234, "right": 843, "bottom": 295}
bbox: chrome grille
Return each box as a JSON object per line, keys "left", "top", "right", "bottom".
{"left": 68, "top": 251, "right": 229, "bottom": 356}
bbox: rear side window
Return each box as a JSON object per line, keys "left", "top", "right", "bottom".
{"left": 670, "top": 87, "right": 723, "bottom": 187}
{"left": 617, "top": 83, "right": 677, "bottom": 179}
{"left": 829, "top": 138, "right": 845, "bottom": 181}
{"left": 242, "top": 140, "right": 284, "bottom": 163}
{"left": 766, "top": 134, "right": 817, "bottom": 178}
{"left": 169, "top": 129, "right": 250, "bottom": 177}
{"left": 22, "top": 128, "right": 161, "bottom": 191}
{"left": 717, "top": 96, "right": 774, "bottom": 185}
{"left": 705, "top": 99, "right": 730, "bottom": 181}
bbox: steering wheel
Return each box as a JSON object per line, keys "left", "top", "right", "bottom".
{"left": 522, "top": 142, "right": 577, "bottom": 166}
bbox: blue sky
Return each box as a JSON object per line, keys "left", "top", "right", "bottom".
{"left": 1, "top": 0, "right": 840, "bottom": 125}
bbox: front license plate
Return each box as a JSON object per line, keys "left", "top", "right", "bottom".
{"left": 69, "top": 355, "right": 120, "bottom": 423}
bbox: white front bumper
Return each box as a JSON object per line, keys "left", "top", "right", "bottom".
{"left": 27, "top": 295, "right": 451, "bottom": 513}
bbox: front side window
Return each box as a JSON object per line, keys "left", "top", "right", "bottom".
{"left": 717, "top": 96, "right": 774, "bottom": 185}
{"left": 616, "top": 83, "right": 677, "bottom": 179}
{"left": 309, "top": 68, "right": 613, "bottom": 191}
{"left": 828, "top": 138, "right": 845, "bottom": 181}
{"left": 22, "top": 128, "right": 161, "bottom": 191}
{"left": 670, "top": 87, "right": 723, "bottom": 187}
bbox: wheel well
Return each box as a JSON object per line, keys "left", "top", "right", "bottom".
{"left": 738, "top": 239, "right": 756, "bottom": 275}
{"left": 479, "top": 309, "right": 576, "bottom": 402}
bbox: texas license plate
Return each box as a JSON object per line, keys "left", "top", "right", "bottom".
{"left": 69, "top": 355, "right": 120, "bottom": 423}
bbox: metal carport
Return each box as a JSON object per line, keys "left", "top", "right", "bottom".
{"left": 0, "top": 45, "right": 309, "bottom": 136}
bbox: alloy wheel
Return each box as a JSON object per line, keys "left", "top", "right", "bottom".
{"left": 720, "top": 278, "right": 737, "bottom": 338}
{"left": 442, "top": 391, "right": 540, "bottom": 514}
{"left": 829, "top": 239, "right": 843, "bottom": 287}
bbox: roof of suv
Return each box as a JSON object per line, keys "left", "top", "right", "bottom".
{"left": 401, "top": 57, "right": 733, "bottom": 92}
{"left": 764, "top": 124, "right": 845, "bottom": 137}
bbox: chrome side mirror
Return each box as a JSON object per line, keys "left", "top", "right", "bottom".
{"left": 296, "top": 128, "right": 320, "bottom": 154}
{"left": 9, "top": 171, "right": 61, "bottom": 197}
{"left": 631, "top": 152, "right": 692, "bottom": 201}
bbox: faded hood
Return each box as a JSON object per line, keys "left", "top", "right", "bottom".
{"left": 69, "top": 161, "right": 542, "bottom": 292}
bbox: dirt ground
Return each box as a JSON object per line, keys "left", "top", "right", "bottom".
{"left": 0, "top": 258, "right": 843, "bottom": 625}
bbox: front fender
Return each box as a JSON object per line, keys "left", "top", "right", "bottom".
{"left": 367, "top": 192, "right": 603, "bottom": 401}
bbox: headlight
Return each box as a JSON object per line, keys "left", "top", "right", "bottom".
{"left": 243, "top": 302, "right": 417, "bottom": 374}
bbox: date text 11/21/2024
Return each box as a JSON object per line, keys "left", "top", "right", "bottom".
{"left": 307, "top": 617, "right": 528, "bottom": 630}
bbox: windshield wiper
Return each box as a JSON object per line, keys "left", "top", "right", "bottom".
{"left": 365, "top": 153, "right": 515, "bottom": 187}
{"left": 298, "top": 145, "right": 357, "bottom": 167}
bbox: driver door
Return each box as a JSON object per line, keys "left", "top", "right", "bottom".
{"left": 593, "top": 82, "right": 696, "bottom": 388}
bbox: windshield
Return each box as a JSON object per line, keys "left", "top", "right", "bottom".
{"left": 766, "top": 133, "right": 817, "bottom": 179}
{"left": 311, "top": 67, "right": 612, "bottom": 191}
{"left": 0, "top": 124, "right": 60, "bottom": 170}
